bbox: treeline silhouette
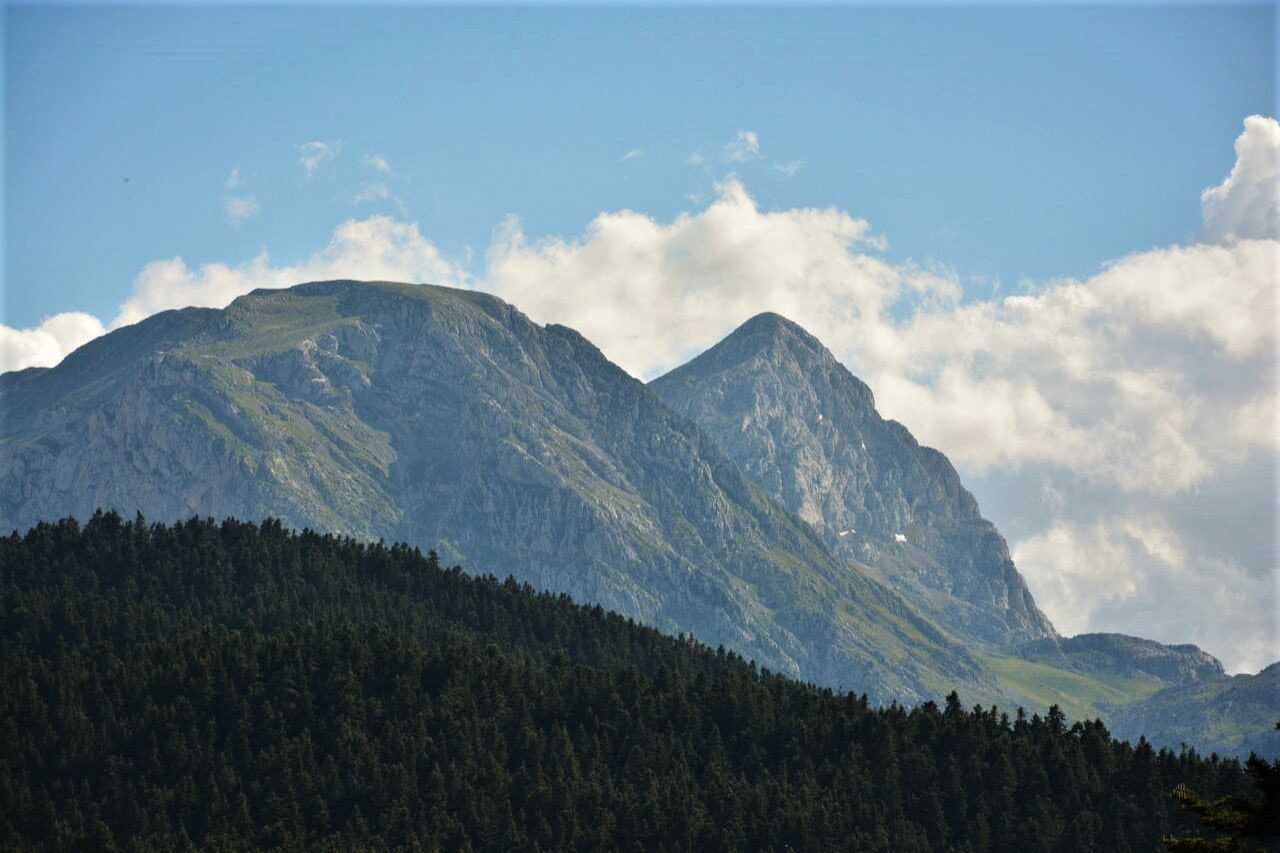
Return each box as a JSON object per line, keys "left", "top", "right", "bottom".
{"left": 0, "top": 513, "right": 1254, "bottom": 852}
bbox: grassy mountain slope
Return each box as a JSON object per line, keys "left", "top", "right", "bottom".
{"left": 984, "top": 654, "right": 1168, "bottom": 723}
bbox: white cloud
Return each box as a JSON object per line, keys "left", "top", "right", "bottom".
{"left": 0, "top": 313, "right": 106, "bottom": 372}
{"left": 298, "top": 140, "right": 341, "bottom": 175}
{"left": 622, "top": 149, "right": 644, "bottom": 162}
{"left": 222, "top": 166, "right": 258, "bottom": 224}
{"left": 873, "top": 238, "right": 1277, "bottom": 492}
{"left": 1013, "top": 517, "right": 1275, "bottom": 673}
{"left": 224, "top": 195, "right": 259, "bottom": 225}
{"left": 1, "top": 217, "right": 467, "bottom": 372}
{"left": 354, "top": 182, "right": 392, "bottom": 205}
{"left": 111, "top": 217, "right": 468, "bottom": 329}
{"left": 775, "top": 160, "right": 803, "bottom": 177}
{"left": 1201, "top": 115, "right": 1280, "bottom": 243}
{"left": 724, "top": 129, "right": 760, "bottom": 163}
{"left": 365, "top": 154, "right": 392, "bottom": 174}
{"left": 485, "top": 178, "right": 896, "bottom": 379}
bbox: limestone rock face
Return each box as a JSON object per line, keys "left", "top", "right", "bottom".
{"left": 650, "top": 312, "right": 1057, "bottom": 647}
{"left": 0, "top": 281, "right": 990, "bottom": 704}
{"left": 1016, "top": 632, "right": 1226, "bottom": 686}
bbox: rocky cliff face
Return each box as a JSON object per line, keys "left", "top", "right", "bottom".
{"left": 0, "top": 281, "right": 990, "bottom": 704}
{"left": 650, "top": 312, "right": 1056, "bottom": 647}
{"left": 1015, "top": 633, "right": 1226, "bottom": 686}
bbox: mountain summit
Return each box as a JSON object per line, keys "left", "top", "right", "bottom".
{"left": 651, "top": 312, "right": 1056, "bottom": 647}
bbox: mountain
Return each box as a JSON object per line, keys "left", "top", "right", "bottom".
{"left": 649, "top": 312, "right": 1056, "bottom": 647}
{"left": 0, "top": 513, "right": 1255, "bottom": 851}
{"left": 1106, "top": 663, "right": 1280, "bottom": 759}
{"left": 0, "top": 280, "right": 986, "bottom": 704}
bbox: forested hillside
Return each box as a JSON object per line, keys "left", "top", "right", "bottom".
{"left": 0, "top": 514, "right": 1256, "bottom": 852}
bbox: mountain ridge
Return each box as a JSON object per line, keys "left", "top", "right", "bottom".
{"left": 1016, "top": 632, "right": 1226, "bottom": 686}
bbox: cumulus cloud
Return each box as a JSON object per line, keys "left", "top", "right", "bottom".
{"left": 875, "top": 238, "right": 1277, "bottom": 492}
{"left": 1013, "top": 515, "right": 1275, "bottom": 673}
{"left": 0, "top": 313, "right": 107, "bottom": 373}
{"left": 298, "top": 140, "right": 340, "bottom": 175}
{"left": 724, "top": 129, "right": 760, "bottom": 163}
{"left": 485, "top": 178, "right": 899, "bottom": 377}
{"left": 1201, "top": 115, "right": 1280, "bottom": 243}
{"left": 365, "top": 154, "right": 392, "bottom": 174}
{"left": 109, "top": 216, "right": 467, "bottom": 330}
{"left": 0, "top": 217, "right": 467, "bottom": 372}
{"left": 224, "top": 166, "right": 244, "bottom": 192}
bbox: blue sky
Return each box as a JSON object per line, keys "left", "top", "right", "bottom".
{"left": 4, "top": 4, "right": 1274, "bottom": 328}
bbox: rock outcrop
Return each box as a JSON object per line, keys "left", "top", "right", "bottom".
{"left": 1015, "top": 632, "right": 1226, "bottom": 686}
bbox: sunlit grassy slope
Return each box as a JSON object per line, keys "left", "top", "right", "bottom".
{"left": 984, "top": 653, "right": 1167, "bottom": 721}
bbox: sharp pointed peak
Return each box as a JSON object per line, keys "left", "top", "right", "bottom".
{"left": 650, "top": 310, "right": 838, "bottom": 388}
{"left": 733, "top": 311, "right": 816, "bottom": 340}
{"left": 716, "top": 311, "right": 832, "bottom": 362}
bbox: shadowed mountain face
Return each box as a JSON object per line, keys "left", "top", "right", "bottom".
{"left": 650, "top": 312, "right": 1057, "bottom": 648}
{"left": 0, "top": 280, "right": 989, "bottom": 704}
{"left": 1107, "top": 662, "right": 1280, "bottom": 759}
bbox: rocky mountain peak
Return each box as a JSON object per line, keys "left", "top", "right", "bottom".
{"left": 651, "top": 313, "right": 1057, "bottom": 647}
{"left": 660, "top": 313, "right": 876, "bottom": 416}
{"left": 677, "top": 311, "right": 826, "bottom": 370}
{"left": 729, "top": 311, "right": 821, "bottom": 351}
